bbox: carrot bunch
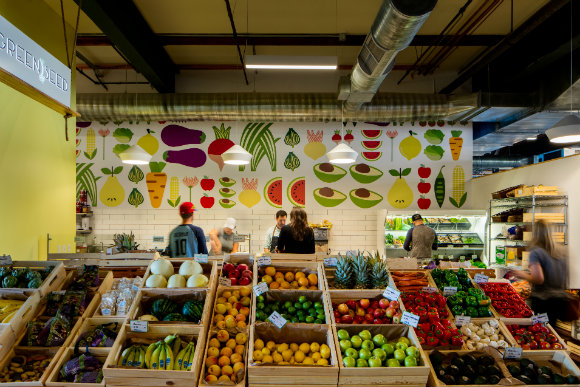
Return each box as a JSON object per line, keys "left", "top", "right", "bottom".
{"left": 391, "top": 271, "right": 430, "bottom": 292}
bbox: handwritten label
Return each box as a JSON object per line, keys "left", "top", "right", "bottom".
{"left": 0, "top": 255, "right": 12, "bottom": 265}
{"left": 504, "top": 347, "right": 523, "bottom": 359}
{"left": 422, "top": 286, "right": 437, "bottom": 293}
{"left": 219, "top": 277, "right": 232, "bottom": 287}
{"left": 323, "top": 257, "right": 337, "bottom": 267}
{"left": 455, "top": 316, "right": 471, "bottom": 326}
{"left": 233, "top": 235, "right": 246, "bottom": 243}
{"left": 401, "top": 311, "right": 420, "bottom": 328}
{"left": 253, "top": 282, "right": 269, "bottom": 297}
{"left": 268, "top": 311, "right": 287, "bottom": 329}
{"left": 531, "top": 313, "right": 549, "bottom": 324}
{"left": 443, "top": 287, "right": 457, "bottom": 296}
{"left": 130, "top": 320, "right": 148, "bottom": 333}
{"left": 257, "top": 256, "right": 271, "bottom": 266}
{"left": 101, "top": 308, "right": 111, "bottom": 316}
{"left": 474, "top": 274, "right": 489, "bottom": 283}
{"left": 383, "top": 286, "right": 401, "bottom": 302}
{"left": 194, "top": 254, "right": 208, "bottom": 264}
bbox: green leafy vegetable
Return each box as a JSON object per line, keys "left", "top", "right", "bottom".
{"left": 239, "top": 122, "right": 280, "bottom": 171}
{"left": 76, "top": 163, "right": 101, "bottom": 207}
{"left": 424, "top": 145, "right": 445, "bottom": 160}
{"left": 424, "top": 129, "right": 445, "bottom": 145}
{"left": 112, "top": 144, "right": 130, "bottom": 155}
{"left": 113, "top": 128, "right": 134, "bottom": 143}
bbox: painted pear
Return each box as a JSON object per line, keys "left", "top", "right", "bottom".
{"left": 399, "top": 130, "right": 421, "bottom": 160}
{"left": 100, "top": 166, "right": 125, "bottom": 207}
{"left": 137, "top": 129, "right": 159, "bottom": 155}
{"left": 387, "top": 168, "right": 413, "bottom": 209}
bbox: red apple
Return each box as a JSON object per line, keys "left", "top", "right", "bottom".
{"left": 359, "top": 299, "right": 370, "bottom": 309}
{"left": 223, "top": 263, "right": 235, "bottom": 274}
{"left": 367, "top": 308, "right": 375, "bottom": 316}
{"left": 354, "top": 315, "right": 365, "bottom": 324}
{"left": 337, "top": 303, "right": 349, "bottom": 315}
{"left": 540, "top": 341, "right": 551, "bottom": 349}
{"left": 373, "top": 318, "right": 383, "bottom": 325}
{"left": 393, "top": 312, "right": 402, "bottom": 324}
{"left": 365, "top": 313, "right": 374, "bottom": 323}
{"left": 200, "top": 177, "right": 215, "bottom": 191}
{"left": 348, "top": 309, "right": 355, "bottom": 318}
{"left": 229, "top": 277, "right": 238, "bottom": 285}
{"left": 529, "top": 340, "right": 539, "bottom": 350}
{"left": 334, "top": 310, "right": 341, "bottom": 319}
{"left": 356, "top": 307, "right": 366, "bottom": 317}
{"left": 346, "top": 300, "right": 357, "bottom": 310}
{"left": 238, "top": 277, "right": 251, "bottom": 286}
{"left": 373, "top": 309, "right": 385, "bottom": 319}
{"left": 370, "top": 300, "right": 380, "bottom": 309}
{"left": 200, "top": 194, "right": 215, "bottom": 208}
{"left": 341, "top": 315, "right": 354, "bottom": 324}
{"left": 418, "top": 197, "right": 431, "bottom": 210}
{"left": 552, "top": 343, "right": 564, "bottom": 349}
{"left": 237, "top": 264, "right": 249, "bottom": 272}
{"left": 385, "top": 307, "right": 396, "bottom": 318}
{"left": 229, "top": 270, "right": 240, "bottom": 279}
{"left": 389, "top": 301, "right": 399, "bottom": 310}
{"left": 241, "top": 270, "right": 253, "bottom": 279}
{"left": 378, "top": 298, "right": 390, "bottom": 309}
{"left": 332, "top": 302, "right": 338, "bottom": 309}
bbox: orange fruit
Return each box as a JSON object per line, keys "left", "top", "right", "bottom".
{"left": 309, "top": 285, "right": 317, "bottom": 290}
{"left": 269, "top": 281, "right": 280, "bottom": 289}
{"left": 307, "top": 274, "right": 318, "bottom": 285}
{"left": 298, "top": 277, "right": 309, "bottom": 287}
{"left": 295, "top": 271, "right": 305, "bottom": 279}
{"left": 280, "top": 281, "right": 291, "bottom": 289}
{"left": 262, "top": 274, "right": 273, "bottom": 284}
{"left": 274, "top": 272, "right": 284, "bottom": 279}
{"left": 265, "top": 266, "right": 276, "bottom": 276}
{"left": 284, "top": 272, "right": 295, "bottom": 282}
{"left": 291, "top": 280, "right": 299, "bottom": 289}
{"left": 298, "top": 286, "right": 308, "bottom": 290}
{"left": 240, "top": 287, "right": 250, "bottom": 297}
{"left": 275, "top": 276, "right": 284, "bottom": 284}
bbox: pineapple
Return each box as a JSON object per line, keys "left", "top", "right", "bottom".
{"left": 334, "top": 254, "right": 354, "bottom": 289}
{"left": 372, "top": 259, "right": 389, "bottom": 289}
{"left": 353, "top": 253, "right": 371, "bottom": 289}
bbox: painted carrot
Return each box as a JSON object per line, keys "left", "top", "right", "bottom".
{"left": 449, "top": 130, "right": 463, "bottom": 160}
{"left": 146, "top": 161, "right": 167, "bottom": 208}
{"left": 434, "top": 165, "right": 445, "bottom": 208}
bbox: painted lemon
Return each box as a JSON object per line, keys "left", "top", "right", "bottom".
{"left": 137, "top": 129, "right": 159, "bottom": 155}
{"left": 399, "top": 130, "right": 421, "bottom": 160}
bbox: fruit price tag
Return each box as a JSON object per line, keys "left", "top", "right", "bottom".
{"left": 101, "top": 308, "right": 112, "bottom": 316}
{"left": 253, "top": 282, "right": 269, "bottom": 297}
{"left": 401, "top": 311, "right": 420, "bottom": 328}
{"left": 383, "top": 286, "right": 401, "bottom": 301}
{"left": 422, "top": 286, "right": 437, "bottom": 293}
{"left": 532, "top": 313, "right": 549, "bottom": 324}
{"left": 323, "top": 257, "right": 337, "bottom": 267}
{"left": 194, "top": 254, "right": 208, "bottom": 264}
{"left": 219, "top": 277, "right": 232, "bottom": 287}
{"left": 474, "top": 274, "right": 489, "bottom": 283}
{"left": 0, "top": 255, "right": 12, "bottom": 265}
{"left": 504, "top": 347, "right": 523, "bottom": 359}
{"left": 257, "top": 256, "right": 271, "bottom": 266}
{"left": 455, "top": 315, "right": 471, "bottom": 326}
{"left": 443, "top": 287, "right": 457, "bottom": 296}
{"left": 268, "top": 311, "right": 287, "bottom": 329}
{"left": 130, "top": 320, "right": 148, "bottom": 333}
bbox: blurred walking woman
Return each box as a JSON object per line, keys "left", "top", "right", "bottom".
{"left": 277, "top": 208, "right": 315, "bottom": 254}
{"left": 510, "top": 220, "right": 568, "bottom": 325}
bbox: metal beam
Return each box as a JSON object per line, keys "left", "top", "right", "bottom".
{"left": 73, "top": 0, "right": 176, "bottom": 92}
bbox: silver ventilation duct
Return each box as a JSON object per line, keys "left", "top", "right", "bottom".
{"left": 473, "top": 156, "right": 530, "bottom": 171}
{"left": 76, "top": 92, "right": 477, "bottom": 122}
{"left": 340, "top": 0, "right": 438, "bottom": 111}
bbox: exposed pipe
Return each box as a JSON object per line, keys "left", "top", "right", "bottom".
{"left": 76, "top": 92, "right": 478, "bottom": 122}
{"left": 341, "top": 0, "right": 438, "bottom": 111}
{"left": 473, "top": 156, "right": 530, "bottom": 170}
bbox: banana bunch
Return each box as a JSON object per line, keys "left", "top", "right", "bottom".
{"left": 0, "top": 300, "right": 24, "bottom": 322}
{"left": 117, "top": 345, "right": 147, "bottom": 368}
{"left": 118, "top": 335, "right": 196, "bottom": 371}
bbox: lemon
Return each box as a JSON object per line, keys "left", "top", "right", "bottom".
{"left": 263, "top": 355, "right": 273, "bottom": 363}
{"left": 399, "top": 130, "right": 421, "bottom": 160}
{"left": 290, "top": 343, "right": 299, "bottom": 352}
{"left": 317, "top": 358, "right": 329, "bottom": 366}
{"left": 303, "top": 357, "right": 315, "bottom": 365}
{"left": 254, "top": 339, "right": 264, "bottom": 350}
{"left": 253, "top": 351, "right": 263, "bottom": 361}
{"left": 261, "top": 348, "right": 270, "bottom": 356}
{"left": 294, "top": 350, "right": 306, "bottom": 363}
{"left": 310, "top": 342, "right": 320, "bottom": 353}
{"left": 312, "top": 352, "right": 321, "bottom": 362}
{"left": 282, "top": 349, "right": 293, "bottom": 362}
{"left": 137, "top": 129, "right": 159, "bottom": 155}
{"left": 266, "top": 341, "right": 276, "bottom": 351}
{"left": 277, "top": 343, "right": 289, "bottom": 352}
{"left": 320, "top": 344, "right": 331, "bottom": 359}
{"left": 299, "top": 343, "right": 310, "bottom": 354}
{"left": 273, "top": 352, "right": 283, "bottom": 363}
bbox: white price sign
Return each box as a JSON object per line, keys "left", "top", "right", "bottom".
{"left": 531, "top": 313, "right": 549, "bottom": 324}
{"left": 253, "top": 282, "right": 269, "bottom": 297}
{"left": 443, "top": 287, "right": 457, "bottom": 296}
{"left": 504, "top": 347, "right": 523, "bottom": 359}
{"left": 383, "top": 286, "right": 401, "bottom": 302}
{"left": 455, "top": 316, "right": 471, "bottom": 326}
{"left": 219, "top": 277, "right": 232, "bottom": 287}
{"left": 422, "top": 286, "right": 437, "bottom": 293}
{"left": 194, "top": 254, "right": 208, "bottom": 264}
{"left": 268, "top": 311, "right": 287, "bottom": 329}
{"left": 401, "top": 311, "right": 420, "bottom": 328}
{"left": 474, "top": 274, "right": 489, "bottom": 283}
{"left": 130, "top": 320, "right": 148, "bottom": 333}
{"left": 323, "top": 257, "right": 337, "bottom": 267}
{"left": 257, "top": 256, "right": 271, "bottom": 266}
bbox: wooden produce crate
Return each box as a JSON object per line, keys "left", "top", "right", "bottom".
{"left": 523, "top": 213, "right": 565, "bottom": 223}
{"left": 143, "top": 259, "right": 217, "bottom": 291}
{"left": 390, "top": 270, "right": 436, "bottom": 293}
{"left": 103, "top": 324, "right": 205, "bottom": 387}
{"left": 501, "top": 318, "right": 568, "bottom": 352}
{"left": 220, "top": 254, "right": 254, "bottom": 288}
{"left": 326, "top": 290, "right": 396, "bottom": 325}
{"left": 247, "top": 323, "right": 339, "bottom": 387}
{"left": 72, "top": 318, "right": 125, "bottom": 349}
{"left": 459, "top": 318, "right": 516, "bottom": 350}
{"left": 333, "top": 324, "right": 429, "bottom": 387}
{"left": 0, "top": 261, "right": 66, "bottom": 297}
{"left": 45, "top": 347, "right": 109, "bottom": 387}
{"left": 130, "top": 288, "right": 213, "bottom": 327}
{"left": 493, "top": 185, "right": 525, "bottom": 199}
{"left": 0, "top": 346, "right": 63, "bottom": 387}
{"left": 252, "top": 290, "right": 331, "bottom": 326}
{"left": 0, "top": 325, "right": 16, "bottom": 362}
{"left": 198, "top": 327, "right": 249, "bottom": 387}
{"left": 0, "top": 292, "right": 40, "bottom": 336}
{"left": 253, "top": 261, "right": 325, "bottom": 292}
{"left": 210, "top": 287, "right": 252, "bottom": 331}
{"left": 386, "top": 258, "right": 419, "bottom": 271}
{"left": 13, "top": 313, "right": 84, "bottom": 352}
{"left": 504, "top": 350, "right": 580, "bottom": 386}
{"left": 269, "top": 253, "right": 319, "bottom": 262}
{"left": 515, "top": 185, "right": 560, "bottom": 197}
{"left": 524, "top": 231, "right": 565, "bottom": 243}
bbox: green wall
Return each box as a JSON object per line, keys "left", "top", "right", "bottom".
{"left": 0, "top": 0, "right": 76, "bottom": 259}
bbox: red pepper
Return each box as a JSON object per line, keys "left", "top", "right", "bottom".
{"left": 449, "top": 328, "right": 459, "bottom": 336}
{"left": 414, "top": 296, "right": 425, "bottom": 304}
{"left": 435, "top": 294, "right": 447, "bottom": 307}
{"left": 439, "top": 339, "right": 450, "bottom": 346}
{"left": 420, "top": 323, "right": 431, "bottom": 332}
{"left": 417, "top": 336, "right": 426, "bottom": 345}
{"left": 451, "top": 335, "right": 463, "bottom": 347}
{"left": 441, "top": 330, "right": 453, "bottom": 341}
{"left": 432, "top": 322, "right": 444, "bottom": 332}
{"left": 427, "top": 336, "right": 439, "bottom": 346}
{"left": 440, "top": 319, "right": 452, "bottom": 327}
{"left": 426, "top": 331, "right": 435, "bottom": 338}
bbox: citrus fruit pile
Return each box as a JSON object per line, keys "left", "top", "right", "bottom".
{"left": 259, "top": 267, "right": 318, "bottom": 290}
{"left": 255, "top": 295, "right": 326, "bottom": 324}
{"left": 253, "top": 339, "right": 332, "bottom": 366}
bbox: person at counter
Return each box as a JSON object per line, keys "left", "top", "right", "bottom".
{"left": 209, "top": 217, "right": 239, "bottom": 255}
{"left": 276, "top": 207, "right": 315, "bottom": 254}
{"left": 165, "top": 202, "right": 208, "bottom": 258}
{"left": 403, "top": 214, "right": 437, "bottom": 259}
{"left": 264, "top": 210, "right": 287, "bottom": 254}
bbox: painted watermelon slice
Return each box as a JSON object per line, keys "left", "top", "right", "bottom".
{"left": 362, "top": 152, "right": 382, "bottom": 161}
{"left": 361, "top": 130, "right": 382, "bottom": 140}
{"left": 264, "top": 177, "right": 282, "bottom": 208}
{"left": 287, "top": 177, "right": 305, "bottom": 208}
{"left": 362, "top": 140, "right": 382, "bottom": 150}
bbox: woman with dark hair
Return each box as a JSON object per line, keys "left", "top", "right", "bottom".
{"left": 510, "top": 220, "right": 568, "bottom": 325}
{"left": 276, "top": 207, "right": 315, "bottom": 254}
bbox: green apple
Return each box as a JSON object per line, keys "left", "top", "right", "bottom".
{"left": 405, "top": 346, "right": 418, "bottom": 358}
{"left": 340, "top": 339, "right": 352, "bottom": 352}
{"left": 397, "top": 337, "right": 411, "bottom": 346}
{"left": 372, "top": 334, "right": 387, "bottom": 347}
{"left": 337, "top": 329, "right": 350, "bottom": 341}
{"left": 393, "top": 349, "right": 406, "bottom": 362}
{"left": 368, "top": 356, "right": 383, "bottom": 368}
{"left": 361, "top": 340, "right": 375, "bottom": 351}
{"left": 386, "top": 358, "right": 400, "bottom": 367}
{"left": 345, "top": 348, "right": 359, "bottom": 359}
{"left": 343, "top": 356, "right": 356, "bottom": 368}
{"left": 359, "top": 348, "right": 372, "bottom": 360}
{"left": 356, "top": 358, "right": 369, "bottom": 367}
{"left": 404, "top": 355, "right": 418, "bottom": 367}
{"left": 372, "top": 348, "right": 387, "bottom": 362}
{"left": 359, "top": 330, "right": 372, "bottom": 341}
{"left": 395, "top": 342, "right": 408, "bottom": 351}
{"left": 381, "top": 343, "right": 395, "bottom": 356}
{"left": 350, "top": 335, "right": 363, "bottom": 349}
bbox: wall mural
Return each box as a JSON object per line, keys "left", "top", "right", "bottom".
{"left": 75, "top": 121, "right": 473, "bottom": 211}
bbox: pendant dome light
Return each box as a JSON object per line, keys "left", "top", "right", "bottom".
{"left": 546, "top": 115, "right": 580, "bottom": 143}
{"left": 222, "top": 144, "right": 252, "bottom": 165}
{"left": 119, "top": 144, "right": 152, "bottom": 165}
{"left": 326, "top": 103, "right": 358, "bottom": 164}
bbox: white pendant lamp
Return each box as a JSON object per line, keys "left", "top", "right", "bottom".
{"left": 546, "top": 115, "right": 580, "bottom": 144}
{"left": 326, "top": 142, "right": 358, "bottom": 164}
{"left": 222, "top": 144, "right": 252, "bottom": 165}
{"left": 119, "top": 144, "right": 152, "bottom": 165}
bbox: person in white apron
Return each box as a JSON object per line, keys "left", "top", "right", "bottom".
{"left": 264, "top": 210, "right": 287, "bottom": 253}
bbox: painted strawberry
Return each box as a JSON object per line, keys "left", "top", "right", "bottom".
{"left": 200, "top": 176, "right": 215, "bottom": 191}
{"left": 418, "top": 164, "right": 431, "bottom": 178}
{"left": 418, "top": 196, "right": 431, "bottom": 209}
{"left": 332, "top": 130, "right": 342, "bottom": 145}
{"left": 200, "top": 193, "right": 215, "bottom": 208}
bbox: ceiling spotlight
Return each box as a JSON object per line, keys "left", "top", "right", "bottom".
{"left": 526, "top": 136, "right": 537, "bottom": 141}
{"left": 119, "top": 145, "right": 152, "bottom": 165}
{"left": 326, "top": 143, "right": 358, "bottom": 164}
{"left": 245, "top": 55, "right": 338, "bottom": 70}
{"left": 546, "top": 115, "right": 580, "bottom": 143}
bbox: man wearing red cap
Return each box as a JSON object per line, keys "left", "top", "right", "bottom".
{"left": 165, "top": 202, "right": 208, "bottom": 257}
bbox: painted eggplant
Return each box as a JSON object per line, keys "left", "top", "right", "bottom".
{"left": 161, "top": 124, "right": 206, "bottom": 147}
{"left": 163, "top": 148, "right": 207, "bottom": 168}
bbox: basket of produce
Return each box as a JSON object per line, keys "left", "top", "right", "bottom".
{"left": 391, "top": 271, "right": 435, "bottom": 293}
{"left": 504, "top": 321, "right": 567, "bottom": 350}
{"left": 459, "top": 234, "right": 483, "bottom": 246}
{"left": 94, "top": 278, "right": 141, "bottom": 318}
{"left": 253, "top": 291, "right": 329, "bottom": 325}
{"left": 0, "top": 292, "right": 40, "bottom": 335}
{"left": 459, "top": 318, "right": 514, "bottom": 350}
{"left": 143, "top": 257, "right": 216, "bottom": 289}
{"left": 45, "top": 347, "right": 108, "bottom": 387}
{"left": 254, "top": 262, "right": 322, "bottom": 291}
{"left": 211, "top": 287, "right": 252, "bottom": 331}
{"left": 131, "top": 289, "right": 210, "bottom": 326}
{"left": 504, "top": 351, "right": 580, "bottom": 385}
{"left": 198, "top": 328, "right": 249, "bottom": 386}
{"left": 479, "top": 282, "right": 533, "bottom": 318}
{"left": 329, "top": 293, "right": 402, "bottom": 325}
{"left": 324, "top": 253, "right": 390, "bottom": 291}
{"left": 333, "top": 324, "right": 430, "bottom": 387}
{"left": 74, "top": 318, "right": 124, "bottom": 348}
{"left": 220, "top": 255, "right": 254, "bottom": 287}
{"left": 0, "top": 347, "right": 63, "bottom": 386}
{"left": 0, "top": 261, "right": 66, "bottom": 297}
{"left": 445, "top": 287, "right": 494, "bottom": 318}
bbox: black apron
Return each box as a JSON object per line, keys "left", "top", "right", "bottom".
{"left": 270, "top": 226, "right": 280, "bottom": 252}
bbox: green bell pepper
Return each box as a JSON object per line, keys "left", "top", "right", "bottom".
{"left": 452, "top": 305, "right": 465, "bottom": 316}
{"left": 466, "top": 296, "right": 478, "bottom": 307}
{"left": 447, "top": 295, "right": 463, "bottom": 306}
{"left": 478, "top": 296, "right": 491, "bottom": 307}
{"left": 456, "top": 291, "right": 467, "bottom": 299}
{"left": 478, "top": 307, "right": 492, "bottom": 317}
{"left": 468, "top": 288, "right": 479, "bottom": 297}
{"left": 466, "top": 307, "right": 479, "bottom": 317}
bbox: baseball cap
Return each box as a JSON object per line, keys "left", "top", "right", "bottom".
{"left": 179, "top": 202, "right": 195, "bottom": 215}
{"left": 412, "top": 214, "right": 422, "bottom": 221}
{"left": 224, "top": 218, "right": 237, "bottom": 230}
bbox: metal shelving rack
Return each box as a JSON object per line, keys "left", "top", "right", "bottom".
{"left": 487, "top": 195, "right": 568, "bottom": 267}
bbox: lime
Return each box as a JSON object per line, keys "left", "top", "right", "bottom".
{"left": 314, "top": 319, "right": 323, "bottom": 324}
{"left": 291, "top": 317, "right": 299, "bottom": 323}
{"left": 284, "top": 301, "right": 293, "bottom": 309}
{"left": 314, "top": 302, "right": 323, "bottom": 309}
{"left": 257, "top": 302, "right": 265, "bottom": 310}
{"left": 305, "top": 316, "right": 315, "bottom": 323}
{"left": 287, "top": 306, "right": 296, "bottom": 314}
{"left": 296, "top": 310, "right": 305, "bottom": 317}
{"left": 257, "top": 295, "right": 265, "bottom": 303}
{"left": 302, "top": 301, "right": 312, "bottom": 310}
{"left": 299, "top": 315, "right": 306, "bottom": 322}
{"left": 294, "top": 302, "right": 302, "bottom": 310}
{"left": 308, "top": 308, "right": 317, "bottom": 316}
{"left": 298, "top": 296, "right": 307, "bottom": 303}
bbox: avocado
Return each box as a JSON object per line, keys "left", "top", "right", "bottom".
{"left": 477, "top": 365, "right": 489, "bottom": 375}
{"left": 313, "top": 163, "right": 347, "bottom": 183}
{"left": 219, "top": 198, "right": 236, "bottom": 208}
{"left": 479, "top": 355, "right": 494, "bottom": 367}
{"left": 488, "top": 375, "right": 501, "bottom": 385}
{"left": 523, "top": 367, "right": 537, "bottom": 382}
{"left": 508, "top": 364, "right": 522, "bottom": 376}
{"left": 461, "top": 354, "right": 477, "bottom": 367}
{"left": 566, "top": 375, "right": 580, "bottom": 384}
{"left": 487, "top": 365, "right": 501, "bottom": 376}
{"left": 447, "top": 364, "right": 460, "bottom": 376}
{"left": 349, "top": 188, "right": 383, "bottom": 208}
{"left": 313, "top": 187, "right": 347, "bottom": 207}
{"left": 538, "top": 374, "right": 552, "bottom": 384}
{"left": 518, "top": 375, "right": 533, "bottom": 385}
{"left": 473, "top": 376, "right": 488, "bottom": 385}
{"left": 219, "top": 187, "right": 236, "bottom": 197}
{"left": 349, "top": 163, "right": 384, "bottom": 184}
{"left": 440, "top": 375, "right": 456, "bottom": 385}
{"left": 451, "top": 357, "right": 465, "bottom": 368}
{"left": 539, "top": 366, "right": 553, "bottom": 376}
{"left": 520, "top": 358, "right": 536, "bottom": 369}
{"left": 458, "top": 375, "right": 472, "bottom": 385}
{"left": 463, "top": 365, "right": 475, "bottom": 378}
{"left": 552, "top": 373, "right": 565, "bottom": 384}
{"left": 219, "top": 177, "right": 236, "bottom": 187}
{"left": 429, "top": 352, "right": 444, "bottom": 367}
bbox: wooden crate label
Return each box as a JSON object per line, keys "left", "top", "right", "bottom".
{"left": 130, "top": 320, "right": 148, "bottom": 333}
{"left": 383, "top": 286, "right": 401, "bottom": 301}
{"left": 194, "top": 254, "right": 208, "bottom": 263}
{"left": 443, "top": 287, "right": 457, "bottom": 296}
{"left": 268, "top": 311, "right": 287, "bottom": 329}
{"left": 455, "top": 316, "right": 471, "bottom": 326}
{"left": 474, "top": 274, "right": 489, "bottom": 283}
{"left": 257, "top": 256, "right": 271, "bottom": 266}
{"left": 323, "top": 257, "right": 337, "bottom": 267}
{"left": 253, "top": 282, "right": 268, "bottom": 297}
{"left": 101, "top": 308, "right": 112, "bottom": 316}
{"left": 504, "top": 347, "right": 523, "bottom": 359}
{"left": 531, "top": 313, "right": 549, "bottom": 324}
{"left": 401, "top": 311, "right": 420, "bottom": 328}
{"left": 219, "top": 277, "right": 232, "bottom": 286}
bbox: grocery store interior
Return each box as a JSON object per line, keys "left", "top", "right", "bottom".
{"left": 2, "top": 0, "right": 580, "bottom": 385}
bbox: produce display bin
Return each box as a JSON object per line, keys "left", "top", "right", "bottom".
{"left": 503, "top": 350, "right": 580, "bottom": 386}
{"left": 219, "top": 254, "right": 254, "bottom": 288}
{"left": 0, "top": 261, "right": 66, "bottom": 298}
{"left": 326, "top": 290, "right": 401, "bottom": 326}
{"left": 269, "top": 253, "right": 319, "bottom": 263}
{"left": 103, "top": 324, "right": 205, "bottom": 387}
{"left": 253, "top": 261, "right": 325, "bottom": 292}
{"left": 333, "top": 324, "right": 430, "bottom": 387}
{"left": 458, "top": 318, "right": 516, "bottom": 350}
{"left": 0, "top": 292, "right": 40, "bottom": 336}
{"left": 72, "top": 318, "right": 125, "bottom": 349}
{"left": 198, "top": 327, "right": 249, "bottom": 387}
{"left": 209, "top": 286, "right": 252, "bottom": 331}
{"left": 0, "top": 346, "right": 64, "bottom": 387}
{"left": 247, "top": 323, "right": 339, "bottom": 387}
{"left": 501, "top": 318, "right": 568, "bottom": 352}
{"left": 143, "top": 259, "right": 217, "bottom": 291}
{"left": 251, "top": 290, "right": 331, "bottom": 326}
{"left": 45, "top": 347, "right": 109, "bottom": 387}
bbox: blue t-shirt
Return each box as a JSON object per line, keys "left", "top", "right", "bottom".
{"left": 166, "top": 224, "right": 208, "bottom": 257}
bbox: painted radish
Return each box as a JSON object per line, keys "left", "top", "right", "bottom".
{"left": 332, "top": 130, "right": 342, "bottom": 144}
{"left": 208, "top": 123, "right": 235, "bottom": 171}
{"left": 344, "top": 129, "right": 354, "bottom": 144}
